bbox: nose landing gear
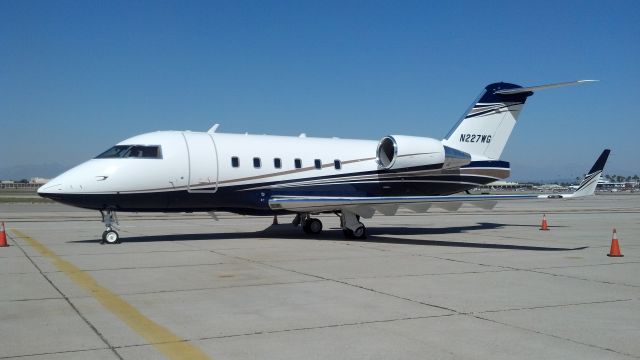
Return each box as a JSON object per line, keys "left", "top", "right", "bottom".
{"left": 100, "top": 210, "right": 120, "bottom": 244}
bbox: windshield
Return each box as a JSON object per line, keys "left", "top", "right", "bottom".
{"left": 96, "top": 145, "right": 162, "bottom": 159}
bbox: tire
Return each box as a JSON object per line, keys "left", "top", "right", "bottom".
{"left": 302, "top": 218, "right": 323, "bottom": 234}
{"left": 302, "top": 222, "right": 311, "bottom": 234}
{"left": 352, "top": 223, "right": 367, "bottom": 239}
{"left": 308, "top": 218, "right": 322, "bottom": 234}
{"left": 352, "top": 224, "right": 366, "bottom": 239}
{"left": 104, "top": 230, "right": 120, "bottom": 244}
{"left": 342, "top": 223, "right": 366, "bottom": 239}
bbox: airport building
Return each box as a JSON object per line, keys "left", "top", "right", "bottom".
{"left": 0, "top": 178, "right": 49, "bottom": 190}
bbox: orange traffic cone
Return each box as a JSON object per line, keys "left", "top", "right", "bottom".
{"left": 539, "top": 214, "right": 549, "bottom": 231}
{"left": 607, "top": 228, "right": 623, "bottom": 257}
{"left": 272, "top": 215, "right": 279, "bottom": 225}
{"left": 0, "top": 222, "right": 7, "bottom": 247}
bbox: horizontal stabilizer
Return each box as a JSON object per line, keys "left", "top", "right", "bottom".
{"left": 494, "top": 80, "right": 597, "bottom": 95}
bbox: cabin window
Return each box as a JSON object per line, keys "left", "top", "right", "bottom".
{"left": 274, "top": 158, "right": 282, "bottom": 169}
{"left": 253, "top": 157, "right": 261, "bottom": 168}
{"left": 314, "top": 159, "right": 322, "bottom": 169}
{"left": 96, "top": 145, "right": 162, "bottom": 159}
{"left": 334, "top": 160, "right": 342, "bottom": 170}
{"left": 294, "top": 158, "right": 302, "bottom": 169}
{"left": 231, "top": 156, "right": 239, "bottom": 168}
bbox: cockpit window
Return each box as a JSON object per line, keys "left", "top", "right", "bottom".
{"left": 95, "top": 145, "right": 162, "bottom": 159}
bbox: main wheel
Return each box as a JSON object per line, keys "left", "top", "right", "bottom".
{"left": 352, "top": 224, "right": 366, "bottom": 239}
{"left": 343, "top": 223, "right": 366, "bottom": 239}
{"left": 103, "top": 230, "right": 120, "bottom": 244}
{"left": 302, "top": 218, "right": 323, "bottom": 234}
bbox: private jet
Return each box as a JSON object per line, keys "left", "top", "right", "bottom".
{"left": 38, "top": 80, "right": 609, "bottom": 244}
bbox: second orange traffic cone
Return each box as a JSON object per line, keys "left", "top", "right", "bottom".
{"left": 539, "top": 214, "right": 549, "bottom": 231}
{"left": 272, "top": 215, "right": 279, "bottom": 225}
{"left": 607, "top": 228, "right": 623, "bottom": 257}
{"left": 0, "top": 222, "right": 8, "bottom": 247}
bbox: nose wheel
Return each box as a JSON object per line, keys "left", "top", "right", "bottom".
{"left": 100, "top": 210, "right": 121, "bottom": 244}
{"left": 101, "top": 230, "right": 120, "bottom": 244}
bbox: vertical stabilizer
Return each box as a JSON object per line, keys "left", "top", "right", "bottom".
{"left": 442, "top": 80, "right": 596, "bottom": 160}
{"left": 442, "top": 82, "right": 532, "bottom": 159}
{"left": 569, "top": 149, "right": 610, "bottom": 197}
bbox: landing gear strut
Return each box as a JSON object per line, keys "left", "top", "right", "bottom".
{"left": 100, "top": 210, "right": 120, "bottom": 244}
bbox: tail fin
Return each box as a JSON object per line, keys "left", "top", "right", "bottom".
{"left": 442, "top": 80, "right": 596, "bottom": 159}
{"left": 568, "top": 149, "right": 610, "bottom": 198}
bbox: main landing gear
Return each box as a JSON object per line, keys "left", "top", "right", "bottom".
{"left": 100, "top": 210, "right": 120, "bottom": 244}
{"left": 293, "top": 213, "right": 324, "bottom": 235}
{"left": 293, "top": 210, "right": 366, "bottom": 239}
{"left": 339, "top": 210, "right": 366, "bottom": 239}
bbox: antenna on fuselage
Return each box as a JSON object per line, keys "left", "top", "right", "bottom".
{"left": 208, "top": 123, "right": 220, "bottom": 133}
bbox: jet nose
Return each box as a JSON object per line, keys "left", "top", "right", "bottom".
{"left": 37, "top": 171, "right": 76, "bottom": 197}
{"left": 37, "top": 181, "right": 62, "bottom": 198}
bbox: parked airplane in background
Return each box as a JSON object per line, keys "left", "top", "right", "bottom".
{"left": 38, "top": 80, "right": 608, "bottom": 244}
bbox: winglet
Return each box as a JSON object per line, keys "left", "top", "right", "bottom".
{"left": 566, "top": 149, "right": 610, "bottom": 198}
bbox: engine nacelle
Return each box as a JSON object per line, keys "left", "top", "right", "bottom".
{"left": 376, "top": 135, "right": 471, "bottom": 170}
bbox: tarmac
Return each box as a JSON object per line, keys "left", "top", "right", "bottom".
{"left": 0, "top": 194, "right": 638, "bottom": 359}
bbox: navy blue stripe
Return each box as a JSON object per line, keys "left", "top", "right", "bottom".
{"left": 463, "top": 160, "right": 510, "bottom": 168}
{"left": 221, "top": 161, "right": 509, "bottom": 190}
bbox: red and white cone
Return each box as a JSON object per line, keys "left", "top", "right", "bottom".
{"left": 607, "top": 228, "right": 623, "bottom": 257}
{"left": 0, "top": 222, "right": 8, "bottom": 247}
{"left": 539, "top": 214, "right": 549, "bottom": 231}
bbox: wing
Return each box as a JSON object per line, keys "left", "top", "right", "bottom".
{"left": 269, "top": 149, "right": 610, "bottom": 217}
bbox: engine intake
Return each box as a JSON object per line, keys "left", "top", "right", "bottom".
{"left": 376, "top": 135, "right": 471, "bottom": 170}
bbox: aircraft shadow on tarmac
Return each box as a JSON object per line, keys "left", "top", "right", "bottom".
{"left": 70, "top": 222, "right": 587, "bottom": 251}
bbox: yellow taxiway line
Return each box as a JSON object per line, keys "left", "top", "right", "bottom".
{"left": 11, "top": 229, "right": 211, "bottom": 360}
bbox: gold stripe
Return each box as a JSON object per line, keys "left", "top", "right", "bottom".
{"left": 11, "top": 230, "right": 211, "bottom": 360}
{"left": 217, "top": 156, "right": 376, "bottom": 185}
{"left": 460, "top": 168, "right": 510, "bottom": 178}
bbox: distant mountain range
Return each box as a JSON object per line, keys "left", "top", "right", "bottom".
{"left": 0, "top": 163, "right": 71, "bottom": 181}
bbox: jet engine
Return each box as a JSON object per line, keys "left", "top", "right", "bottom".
{"left": 376, "top": 135, "right": 471, "bottom": 170}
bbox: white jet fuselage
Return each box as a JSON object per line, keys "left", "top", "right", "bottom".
{"left": 37, "top": 80, "right": 606, "bottom": 243}
{"left": 38, "top": 131, "right": 508, "bottom": 214}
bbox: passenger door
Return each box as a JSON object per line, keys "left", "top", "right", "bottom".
{"left": 182, "top": 132, "right": 218, "bottom": 193}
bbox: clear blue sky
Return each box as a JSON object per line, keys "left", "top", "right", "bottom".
{"left": 1, "top": 0, "right": 638, "bottom": 181}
